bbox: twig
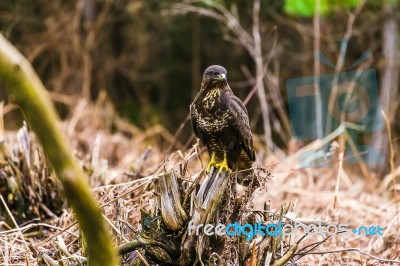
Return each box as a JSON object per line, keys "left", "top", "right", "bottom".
{"left": 134, "top": 250, "right": 150, "bottom": 266}
{"left": 313, "top": 0, "right": 323, "bottom": 138}
{"left": 295, "top": 235, "right": 332, "bottom": 256}
{"left": 303, "top": 248, "right": 400, "bottom": 264}
{"left": 33, "top": 222, "right": 78, "bottom": 249}
{"left": 243, "top": 83, "right": 258, "bottom": 106}
{"left": 0, "top": 195, "right": 30, "bottom": 254}
{"left": 382, "top": 109, "right": 398, "bottom": 212}
{"left": 0, "top": 223, "right": 78, "bottom": 238}
{"left": 166, "top": 113, "right": 191, "bottom": 154}
{"left": 333, "top": 134, "right": 346, "bottom": 210}
{"left": 325, "top": 0, "right": 366, "bottom": 134}
{"left": 117, "top": 240, "right": 142, "bottom": 255}
{"left": 252, "top": 0, "right": 272, "bottom": 149}
{"left": 271, "top": 243, "right": 298, "bottom": 266}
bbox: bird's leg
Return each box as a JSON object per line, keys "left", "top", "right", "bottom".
{"left": 215, "top": 153, "right": 229, "bottom": 173}
{"left": 206, "top": 152, "right": 217, "bottom": 173}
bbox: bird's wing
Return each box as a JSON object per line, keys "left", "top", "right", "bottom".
{"left": 229, "top": 95, "right": 255, "bottom": 161}
{"left": 190, "top": 104, "right": 205, "bottom": 144}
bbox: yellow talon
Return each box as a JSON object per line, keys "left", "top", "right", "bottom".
{"left": 206, "top": 152, "right": 217, "bottom": 172}
{"left": 215, "top": 153, "right": 229, "bottom": 173}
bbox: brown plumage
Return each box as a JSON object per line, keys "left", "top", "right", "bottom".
{"left": 190, "top": 65, "right": 255, "bottom": 180}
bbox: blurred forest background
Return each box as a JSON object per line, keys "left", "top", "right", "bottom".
{"left": 1, "top": 0, "right": 398, "bottom": 155}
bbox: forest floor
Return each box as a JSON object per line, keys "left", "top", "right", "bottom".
{"left": 1, "top": 98, "right": 399, "bottom": 265}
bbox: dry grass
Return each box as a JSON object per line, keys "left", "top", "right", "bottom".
{"left": 1, "top": 99, "right": 399, "bottom": 265}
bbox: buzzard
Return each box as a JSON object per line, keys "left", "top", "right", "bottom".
{"left": 190, "top": 65, "right": 255, "bottom": 179}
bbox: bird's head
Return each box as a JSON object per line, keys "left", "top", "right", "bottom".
{"left": 201, "top": 65, "right": 228, "bottom": 90}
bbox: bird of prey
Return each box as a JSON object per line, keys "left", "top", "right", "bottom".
{"left": 190, "top": 65, "right": 255, "bottom": 179}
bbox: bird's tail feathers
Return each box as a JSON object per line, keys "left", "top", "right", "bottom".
{"left": 236, "top": 152, "right": 257, "bottom": 187}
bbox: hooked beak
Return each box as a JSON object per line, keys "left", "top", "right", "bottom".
{"left": 217, "top": 73, "right": 226, "bottom": 80}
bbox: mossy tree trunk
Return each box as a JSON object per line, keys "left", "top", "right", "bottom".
{"left": 0, "top": 34, "right": 118, "bottom": 266}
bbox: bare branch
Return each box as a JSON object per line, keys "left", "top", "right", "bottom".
{"left": 303, "top": 248, "right": 400, "bottom": 264}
